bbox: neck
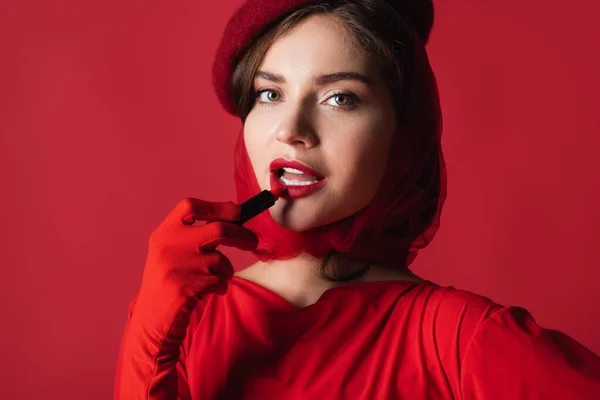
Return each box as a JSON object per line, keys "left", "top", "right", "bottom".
{"left": 236, "top": 252, "right": 423, "bottom": 308}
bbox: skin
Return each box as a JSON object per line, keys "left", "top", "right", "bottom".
{"left": 236, "top": 14, "right": 422, "bottom": 307}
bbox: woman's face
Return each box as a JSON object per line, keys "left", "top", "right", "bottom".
{"left": 244, "top": 14, "right": 397, "bottom": 231}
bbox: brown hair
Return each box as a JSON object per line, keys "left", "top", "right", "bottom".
{"left": 230, "top": 0, "right": 417, "bottom": 281}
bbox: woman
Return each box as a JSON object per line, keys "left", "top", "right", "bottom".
{"left": 114, "top": 0, "right": 600, "bottom": 398}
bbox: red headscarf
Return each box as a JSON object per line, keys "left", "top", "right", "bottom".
{"left": 212, "top": 0, "right": 446, "bottom": 268}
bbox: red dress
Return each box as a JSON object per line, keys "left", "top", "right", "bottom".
{"left": 117, "top": 277, "right": 600, "bottom": 399}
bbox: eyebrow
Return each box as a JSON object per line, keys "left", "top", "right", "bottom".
{"left": 254, "top": 70, "right": 372, "bottom": 86}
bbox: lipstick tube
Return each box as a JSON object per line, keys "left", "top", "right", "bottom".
{"left": 237, "top": 187, "right": 285, "bottom": 224}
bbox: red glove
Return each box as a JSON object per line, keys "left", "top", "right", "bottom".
{"left": 114, "top": 197, "right": 259, "bottom": 400}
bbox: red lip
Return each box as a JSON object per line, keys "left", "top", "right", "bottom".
{"left": 270, "top": 171, "right": 326, "bottom": 199}
{"left": 269, "top": 158, "right": 324, "bottom": 178}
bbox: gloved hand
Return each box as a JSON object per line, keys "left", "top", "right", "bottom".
{"left": 114, "top": 197, "right": 259, "bottom": 400}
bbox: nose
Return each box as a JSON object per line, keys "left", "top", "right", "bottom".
{"left": 275, "top": 107, "right": 319, "bottom": 148}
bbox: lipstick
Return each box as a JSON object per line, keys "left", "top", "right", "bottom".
{"left": 237, "top": 186, "right": 286, "bottom": 224}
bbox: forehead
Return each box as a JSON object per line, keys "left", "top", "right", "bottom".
{"left": 258, "top": 14, "right": 375, "bottom": 76}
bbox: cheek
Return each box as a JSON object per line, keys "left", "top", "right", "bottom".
{"left": 243, "top": 117, "right": 267, "bottom": 174}
{"left": 331, "top": 120, "right": 394, "bottom": 189}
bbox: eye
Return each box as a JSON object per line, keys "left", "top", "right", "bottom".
{"left": 255, "top": 89, "right": 281, "bottom": 104}
{"left": 325, "top": 92, "right": 359, "bottom": 108}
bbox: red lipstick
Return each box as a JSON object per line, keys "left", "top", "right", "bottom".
{"left": 237, "top": 187, "right": 286, "bottom": 224}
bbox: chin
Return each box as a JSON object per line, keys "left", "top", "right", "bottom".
{"left": 268, "top": 205, "right": 325, "bottom": 232}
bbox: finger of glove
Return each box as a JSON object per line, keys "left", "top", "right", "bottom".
{"left": 191, "top": 221, "right": 259, "bottom": 252}
{"left": 190, "top": 249, "right": 235, "bottom": 280}
{"left": 170, "top": 198, "right": 240, "bottom": 226}
{"left": 177, "top": 251, "right": 233, "bottom": 297}
{"left": 145, "top": 250, "right": 234, "bottom": 298}
{"left": 148, "top": 222, "right": 258, "bottom": 266}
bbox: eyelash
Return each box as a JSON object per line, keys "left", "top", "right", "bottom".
{"left": 254, "top": 89, "right": 360, "bottom": 110}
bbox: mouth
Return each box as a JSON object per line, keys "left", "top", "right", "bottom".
{"left": 270, "top": 170, "right": 326, "bottom": 199}
{"left": 269, "top": 157, "right": 325, "bottom": 186}
{"left": 274, "top": 168, "right": 324, "bottom": 186}
{"left": 269, "top": 158, "right": 326, "bottom": 199}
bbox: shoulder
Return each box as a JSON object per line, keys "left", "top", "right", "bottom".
{"left": 402, "top": 281, "right": 504, "bottom": 331}
{"left": 465, "top": 305, "right": 600, "bottom": 365}
{"left": 419, "top": 282, "right": 502, "bottom": 313}
{"left": 460, "top": 306, "right": 600, "bottom": 397}
{"left": 394, "top": 282, "right": 504, "bottom": 359}
{"left": 396, "top": 284, "right": 600, "bottom": 397}
{"left": 371, "top": 266, "right": 504, "bottom": 326}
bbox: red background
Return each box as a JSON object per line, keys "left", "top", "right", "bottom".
{"left": 1, "top": 0, "right": 599, "bottom": 398}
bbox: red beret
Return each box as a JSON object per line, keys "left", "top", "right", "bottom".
{"left": 212, "top": 0, "right": 434, "bottom": 116}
